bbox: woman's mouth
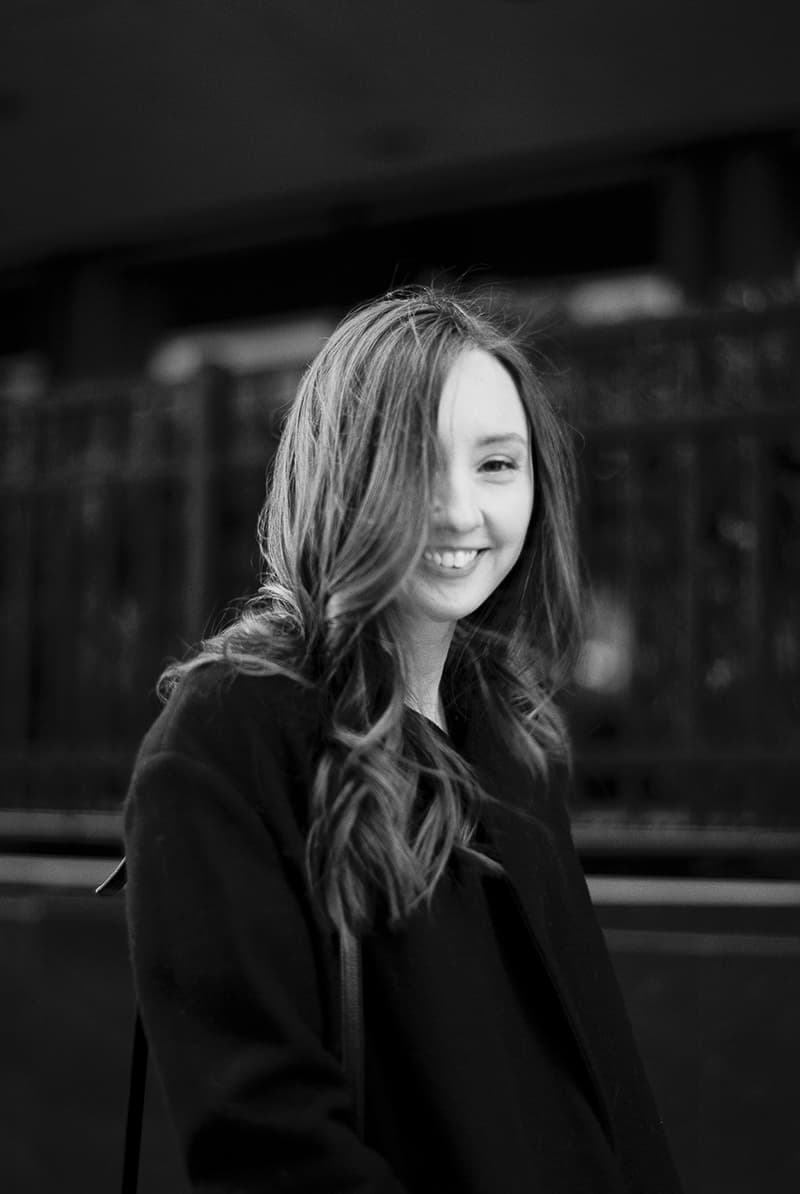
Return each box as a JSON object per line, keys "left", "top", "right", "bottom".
{"left": 422, "top": 548, "right": 483, "bottom": 571}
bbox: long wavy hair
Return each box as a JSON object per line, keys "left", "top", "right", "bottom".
{"left": 161, "top": 287, "right": 582, "bottom": 934}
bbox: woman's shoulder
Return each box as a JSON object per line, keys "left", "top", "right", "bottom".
{"left": 138, "top": 659, "right": 322, "bottom": 766}
{"left": 124, "top": 661, "right": 324, "bottom": 865}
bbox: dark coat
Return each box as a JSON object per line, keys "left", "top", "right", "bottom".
{"left": 124, "top": 664, "right": 682, "bottom": 1193}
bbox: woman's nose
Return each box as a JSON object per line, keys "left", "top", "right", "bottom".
{"left": 431, "top": 470, "right": 482, "bottom": 533}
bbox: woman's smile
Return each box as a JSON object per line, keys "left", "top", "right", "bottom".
{"left": 422, "top": 547, "right": 486, "bottom": 574}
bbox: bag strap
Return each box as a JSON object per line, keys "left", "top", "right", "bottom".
{"left": 97, "top": 860, "right": 365, "bottom": 1193}
{"left": 339, "top": 925, "right": 364, "bottom": 1139}
{"left": 121, "top": 1009, "right": 148, "bottom": 1194}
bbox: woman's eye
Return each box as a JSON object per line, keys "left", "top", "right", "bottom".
{"left": 480, "top": 457, "right": 517, "bottom": 473}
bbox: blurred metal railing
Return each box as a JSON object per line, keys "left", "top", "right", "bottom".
{"left": 1, "top": 302, "right": 798, "bottom": 870}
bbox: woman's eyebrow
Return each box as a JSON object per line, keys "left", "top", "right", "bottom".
{"left": 475, "top": 432, "right": 529, "bottom": 447}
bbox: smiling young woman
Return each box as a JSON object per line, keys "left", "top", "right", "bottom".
{"left": 123, "top": 288, "right": 683, "bottom": 1193}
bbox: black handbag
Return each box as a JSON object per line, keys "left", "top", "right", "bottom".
{"left": 97, "top": 859, "right": 364, "bottom": 1194}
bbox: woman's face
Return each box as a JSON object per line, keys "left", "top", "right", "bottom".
{"left": 400, "top": 347, "right": 534, "bottom": 635}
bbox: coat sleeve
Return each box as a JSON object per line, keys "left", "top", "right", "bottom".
{"left": 124, "top": 698, "right": 408, "bottom": 1193}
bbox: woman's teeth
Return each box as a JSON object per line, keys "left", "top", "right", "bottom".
{"left": 423, "top": 549, "right": 479, "bottom": 569}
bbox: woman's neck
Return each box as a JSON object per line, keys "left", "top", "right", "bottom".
{"left": 399, "top": 618, "right": 454, "bottom": 730}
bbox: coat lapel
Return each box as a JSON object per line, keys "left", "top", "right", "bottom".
{"left": 465, "top": 705, "right": 617, "bottom": 1144}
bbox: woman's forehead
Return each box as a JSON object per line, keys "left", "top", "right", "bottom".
{"left": 436, "top": 348, "right": 529, "bottom": 443}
